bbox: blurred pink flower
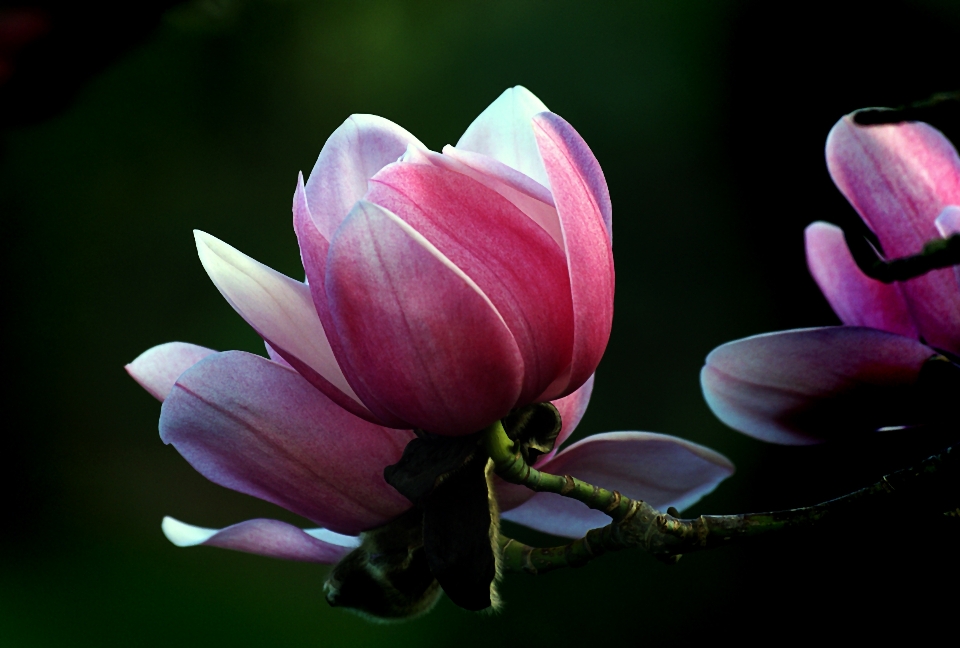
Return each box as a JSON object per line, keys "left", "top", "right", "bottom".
{"left": 701, "top": 114, "right": 959, "bottom": 445}
{"left": 128, "top": 88, "right": 734, "bottom": 563}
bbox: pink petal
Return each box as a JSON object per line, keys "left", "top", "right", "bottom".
{"left": 701, "top": 327, "right": 936, "bottom": 445}
{"left": 533, "top": 113, "right": 615, "bottom": 398}
{"left": 365, "top": 162, "right": 574, "bottom": 405}
{"left": 194, "top": 230, "right": 381, "bottom": 424}
{"left": 826, "top": 116, "right": 960, "bottom": 352}
{"left": 535, "top": 373, "right": 595, "bottom": 466}
{"left": 440, "top": 145, "right": 564, "bottom": 249}
{"left": 935, "top": 205, "right": 960, "bottom": 290}
{"left": 325, "top": 200, "right": 524, "bottom": 436}
{"left": 293, "top": 176, "right": 407, "bottom": 428}
{"left": 304, "top": 114, "right": 423, "bottom": 239}
{"left": 159, "top": 351, "right": 414, "bottom": 535}
{"left": 456, "top": 86, "right": 552, "bottom": 189}
{"left": 499, "top": 432, "right": 734, "bottom": 538}
{"left": 161, "top": 516, "right": 360, "bottom": 563}
{"left": 805, "top": 221, "right": 917, "bottom": 337}
{"left": 126, "top": 342, "right": 216, "bottom": 402}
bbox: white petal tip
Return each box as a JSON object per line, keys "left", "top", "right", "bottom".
{"left": 161, "top": 516, "right": 217, "bottom": 547}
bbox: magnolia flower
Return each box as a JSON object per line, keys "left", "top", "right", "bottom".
{"left": 128, "top": 88, "right": 733, "bottom": 568}
{"left": 701, "top": 114, "right": 960, "bottom": 445}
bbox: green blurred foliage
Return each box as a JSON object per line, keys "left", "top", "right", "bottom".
{"left": 1, "top": 0, "right": 957, "bottom": 645}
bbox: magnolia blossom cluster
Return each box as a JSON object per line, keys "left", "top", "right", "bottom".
{"left": 128, "top": 88, "right": 732, "bottom": 569}
{"left": 702, "top": 114, "right": 960, "bottom": 444}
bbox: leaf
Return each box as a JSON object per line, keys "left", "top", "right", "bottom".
{"left": 421, "top": 454, "right": 499, "bottom": 611}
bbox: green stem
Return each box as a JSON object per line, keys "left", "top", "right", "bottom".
{"left": 488, "top": 426, "right": 958, "bottom": 574}
{"left": 483, "top": 421, "right": 633, "bottom": 521}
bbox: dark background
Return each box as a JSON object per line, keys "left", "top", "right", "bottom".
{"left": 2, "top": 0, "right": 958, "bottom": 644}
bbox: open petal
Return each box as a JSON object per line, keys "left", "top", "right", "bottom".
{"left": 304, "top": 114, "right": 423, "bottom": 239}
{"left": 365, "top": 162, "right": 574, "bottom": 405}
{"left": 126, "top": 342, "right": 216, "bottom": 402}
{"left": 826, "top": 116, "right": 960, "bottom": 353}
{"left": 194, "top": 230, "right": 380, "bottom": 423}
{"left": 935, "top": 205, "right": 960, "bottom": 289}
{"left": 160, "top": 351, "right": 414, "bottom": 535}
{"left": 161, "top": 516, "right": 360, "bottom": 563}
{"left": 701, "top": 327, "right": 936, "bottom": 445}
{"left": 533, "top": 113, "right": 615, "bottom": 398}
{"left": 456, "top": 86, "right": 552, "bottom": 189}
{"left": 805, "top": 221, "right": 917, "bottom": 337}
{"left": 325, "top": 200, "right": 524, "bottom": 435}
{"left": 499, "top": 432, "right": 734, "bottom": 538}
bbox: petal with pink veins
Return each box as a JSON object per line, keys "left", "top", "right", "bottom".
{"left": 194, "top": 230, "right": 382, "bottom": 424}
{"left": 456, "top": 86, "right": 552, "bottom": 189}
{"left": 126, "top": 342, "right": 216, "bottom": 402}
{"left": 161, "top": 516, "right": 360, "bottom": 563}
{"left": 293, "top": 176, "right": 407, "bottom": 428}
{"left": 533, "top": 113, "right": 615, "bottom": 398}
{"left": 440, "top": 146, "right": 564, "bottom": 249}
{"left": 325, "top": 200, "right": 524, "bottom": 436}
{"left": 805, "top": 221, "right": 917, "bottom": 337}
{"left": 701, "top": 327, "right": 937, "bottom": 445}
{"left": 366, "top": 162, "right": 574, "bottom": 405}
{"left": 304, "top": 114, "right": 424, "bottom": 239}
{"left": 499, "top": 432, "right": 734, "bottom": 538}
{"left": 160, "top": 351, "right": 414, "bottom": 535}
{"left": 826, "top": 116, "right": 960, "bottom": 353}
{"left": 935, "top": 205, "right": 960, "bottom": 289}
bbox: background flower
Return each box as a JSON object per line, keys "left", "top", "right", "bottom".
{"left": 701, "top": 116, "right": 959, "bottom": 444}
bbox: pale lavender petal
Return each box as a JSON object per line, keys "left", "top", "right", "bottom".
{"left": 805, "top": 221, "right": 917, "bottom": 337}
{"left": 500, "top": 432, "right": 734, "bottom": 538}
{"left": 194, "top": 230, "right": 381, "bottom": 423}
{"left": 701, "top": 327, "right": 936, "bottom": 445}
{"left": 366, "top": 162, "right": 574, "bottom": 406}
{"left": 304, "top": 114, "right": 424, "bottom": 239}
{"left": 161, "top": 516, "right": 359, "bottom": 563}
{"left": 826, "top": 116, "right": 960, "bottom": 353}
{"left": 533, "top": 113, "right": 615, "bottom": 398}
{"left": 126, "top": 342, "right": 216, "bottom": 402}
{"left": 456, "top": 86, "right": 552, "bottom": 188}
{"left": 935, "top": 205, "right": 960, "bottom": 289}
{"left": 160, "top": 351, "right": 414, "bottom": 535}
{"left": 325, "top": 200, "right": 524, "bottom": 435}
{"left": 264, "top": 341, "right": 293, "bottom": 369}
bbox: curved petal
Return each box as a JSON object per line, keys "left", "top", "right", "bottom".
{"left": 161, "top": 516, "right": 359, "bottom": 563}
{"left": 293, "top": 176, "right": 407, "bottom": 428}
{"left": 325, "top": 200, "right": 524, "bottom": 436}
{"left": 194, "top": 230, "right": 380, "bottom": 424}
{"left": 499, "top": 432, "right": 734, "bottom": 538}
{"left": 805, "top": 221, "right": 917, "bottom": 337}
{"left": 701, "top": 327, "right": 936, "bottom": 445}
{"left": 826, "top": 116, "right": 960, "bottom": 352}
{"left": 159, "top": 351, "right": 414, "bottom": 535}
{"left": 456, "top": 86, "right": 552, "bottom": 189}
{"left": 126, "top": 342, "right": 216, "bottom": 402}
{"left": 533, "top": 113, "right": 615, "bottom": 398}
{"left": 535, "top": 373, "right": 595, "bottom": 465}
{"left": 440, "top": 145, "right": 563, "bottom": 249}
{"left": 304, "top": 114, "right": 424, "bottom": 239}
{"left": 935, "top": 205, "right": 960, "bottom": 289}
{"left": 365, "top": 162, "right": 574, "bottom": 405}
